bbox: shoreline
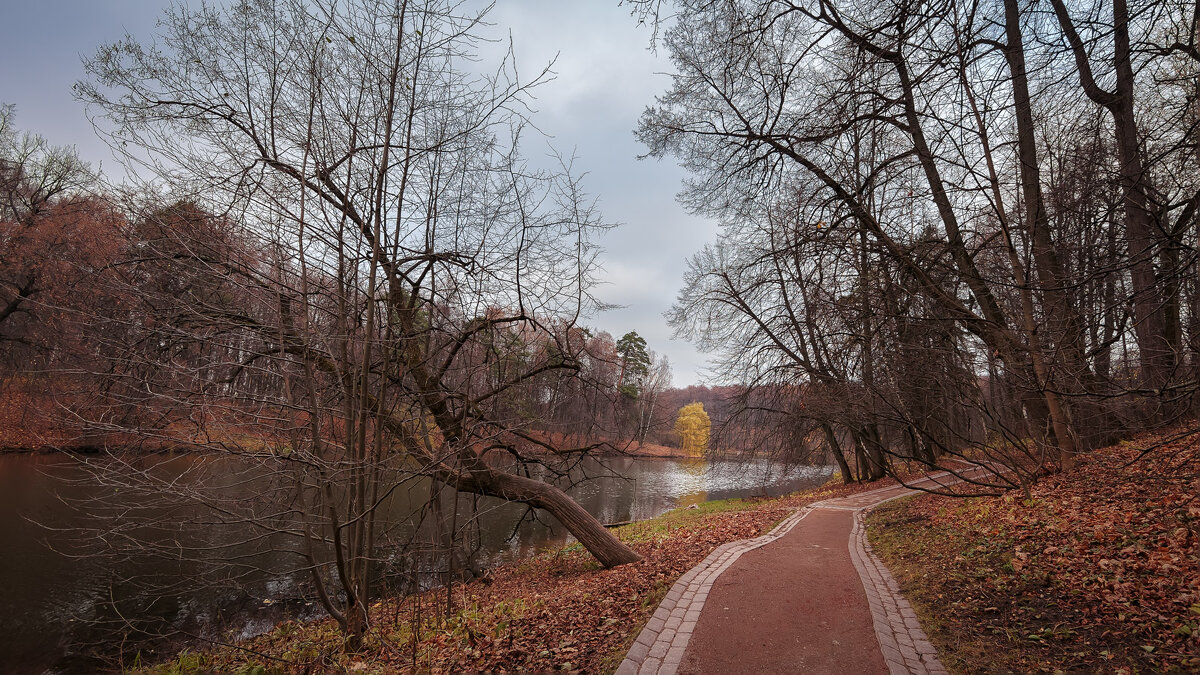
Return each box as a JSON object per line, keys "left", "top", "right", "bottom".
{"left": 133, "top": 428, "right": 1198, "bottom": 673}
{"left": 136, "top": 474, "right": 884, "bottom": 673}
{"left": 0, "top": 442, "right": 715, "bottom": 460}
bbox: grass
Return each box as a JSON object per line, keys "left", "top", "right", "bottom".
{"left": 136, "top": 470, "right": 905, "bottom": 675}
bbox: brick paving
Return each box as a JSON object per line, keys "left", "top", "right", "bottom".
{"left": 849, "top": 506, "right": 946, "bottom": 675}
{"left": 615, "top": 507, "right": 817, "bottom": 675}
{"left": 619, "top": 466, "right": 998, "bottom": 675}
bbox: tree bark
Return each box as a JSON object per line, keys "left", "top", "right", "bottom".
{"left": 1049, "top": 0, "right": 1176, "bottom": 392}
{"left": 454, "top": 467, "right": 642, "bottom": 567}
{"left": 1000, "top": 0, "right": 1081, "bottom": 468}
{"left": 821, "top": 422, "right": 854, "bottom": 485}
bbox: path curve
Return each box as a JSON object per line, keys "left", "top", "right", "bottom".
{"left": 617, "top": 466, "right": 998, "bottom": 675}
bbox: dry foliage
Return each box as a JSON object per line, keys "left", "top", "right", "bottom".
{"left": 869, "top": 428, "right": 1200, "bottom": 673}
{"left": 147, "top": 478, "right": 882, "bottom": 674}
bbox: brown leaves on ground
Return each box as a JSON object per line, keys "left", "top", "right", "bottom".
{"left": 413, "top": 506, "right": 789, "bottom": 673}
{"left": 868, "top": 427, "right": 1200, "bottom": 673}
{"left": 0, "top": 387, "right": 62, "bottom": 449}
{"left": 168, "top": 478, "right": 878, "bottom": 674}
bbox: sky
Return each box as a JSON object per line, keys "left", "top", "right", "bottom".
{"left": 0, "top": 0, "right": 719, "bottom": 386}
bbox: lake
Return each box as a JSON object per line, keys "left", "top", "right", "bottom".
{"left": 0, "top": 452, "right": 831, "bottom": 672}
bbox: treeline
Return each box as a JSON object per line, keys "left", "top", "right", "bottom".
{"left": 0, "top": 135, "right": 678, "bottom": 454}
{"left": 638, "top": 0, "right": 1200, "bottom": 483}
{"left": 1, "top": 103, "right": 770, "bottom": 459}
{"left": 5, "top": 0, "right": 673, "bottom": 636}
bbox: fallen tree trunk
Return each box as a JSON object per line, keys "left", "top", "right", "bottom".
{"left": 454, "top": 466, "right": 642, "bottom": 567}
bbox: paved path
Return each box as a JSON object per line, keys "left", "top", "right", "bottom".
{"left": 618, "top": 467, "right": 998, "bottom": 675}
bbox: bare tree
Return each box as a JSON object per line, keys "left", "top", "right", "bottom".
{"left": 75, "top": 0, "right": 639, "bottom": 651}
{"left": 642, "top": 0, "right": 1199, "bottom": 480}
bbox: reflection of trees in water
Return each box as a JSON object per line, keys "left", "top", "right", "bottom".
{"left": 3, "top": 454, "right": 830, "bottom": 670}
{"left": 671, "top": 458, "right": 711, "bottom": 508}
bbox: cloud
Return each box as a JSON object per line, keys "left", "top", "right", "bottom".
{"left": 1, "top": 0, "right": 720, "bottom": 385}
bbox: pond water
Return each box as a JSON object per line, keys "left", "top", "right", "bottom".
{"left": 0, "top": 453, "right": 831, "bottom": 672}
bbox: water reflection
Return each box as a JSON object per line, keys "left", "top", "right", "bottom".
{"left": 0, "top": 453, "right": 830, "bottom": 672}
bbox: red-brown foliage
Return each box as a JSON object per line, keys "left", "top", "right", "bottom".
{"left": 870, "top": 428, "right": 1200, "bottom": 672}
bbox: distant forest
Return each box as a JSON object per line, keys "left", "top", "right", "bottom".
{"left": 2, "top": 0, "right": 1198, "bottom": 655}
{"left": 0, "top": 111, "right": 767, "bottom": 461}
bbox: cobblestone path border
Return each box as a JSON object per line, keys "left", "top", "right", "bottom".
{"left": 616, "top": 469, "right": 991, "bottom": 675}
{"left": 614, "top": 506, "right": 816, "bottom": 675}
{"left": 850, "top": 498, "right": 947, "bottom": 675}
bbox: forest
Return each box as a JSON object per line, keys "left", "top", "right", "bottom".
{"left": 641, "top": 0, "right": 1200, "bottom": 485}
{"left": 1, "top": 0, "right": 1198, "bottom": 670}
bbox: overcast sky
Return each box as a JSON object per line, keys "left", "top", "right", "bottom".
{"left": 0, "top": 0, "right": 719, "bottom": 386}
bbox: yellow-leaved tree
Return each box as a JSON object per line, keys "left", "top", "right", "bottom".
{"left": 675, "top": 402, "right": 710, "bottom": 456}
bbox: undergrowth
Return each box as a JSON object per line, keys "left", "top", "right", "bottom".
{"left": 868, "top": 428, "right": 1199, "bottom": 674}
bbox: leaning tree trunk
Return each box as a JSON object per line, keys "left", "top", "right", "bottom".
{"left": 821, "top": 423, "right": 855, "bottom": 485}
{"left": 454, "top": 467, "right": 642, "bottom": 567}
{"left": 394, "top": 345, "right": 643, "bottom": 568}
{"left": 303, "top": 340, "right": 645, "bottom": 570}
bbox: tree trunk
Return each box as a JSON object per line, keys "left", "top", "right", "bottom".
{"left": 822, "top": 422, "right": 854, "bottom": 485}
{"left": 1002, "top": 0, "right": 1096, "bottom": 449}
{"left": 344, "top": 599, "right": 367, "bottom": 652}
{"left": 864, "top": 424, "right": 887, "bottom": 480}
{"left": 1049, "top": 0, "right": 1175, "bottom": 393}
{"left": 850, "top": 427, "right": 886, "bottom": 482}
{"left": 455, "top": 467, "right": 641, "bottom": 567}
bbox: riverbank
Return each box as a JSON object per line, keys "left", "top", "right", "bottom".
{"left": 0, "top": 425, "right": 698, "bottom": 459}
{"left": 866, "top": 427, "right": 1200, "bottom": 673}
{"left": 138, "top": 432, "right": 1200, "bottom": 674}
{"left": 142, "top": 475, "right": 890, "bottom": 674}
